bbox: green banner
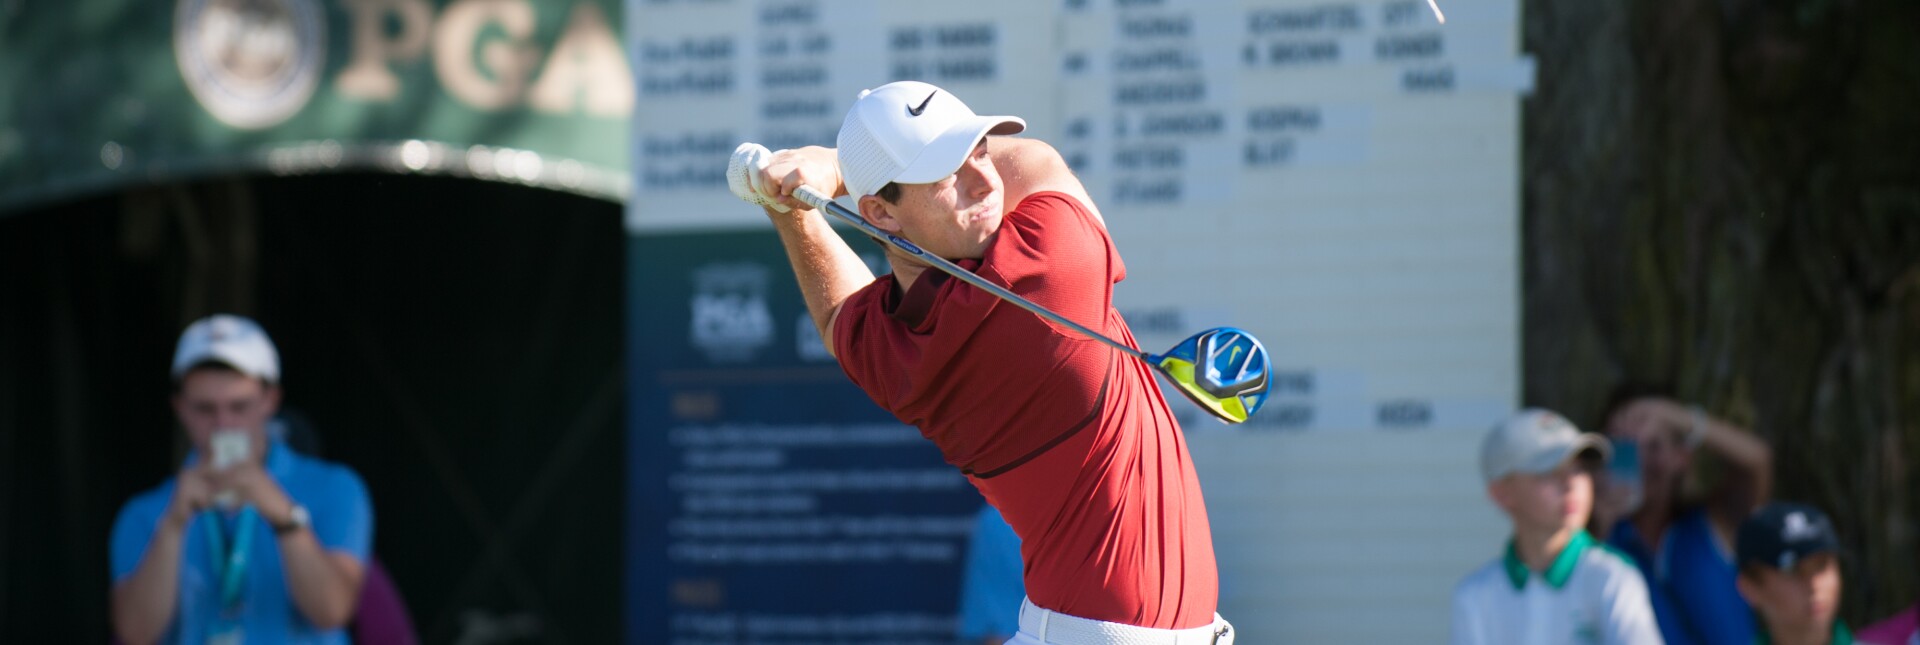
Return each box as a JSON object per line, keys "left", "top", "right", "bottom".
{"left": 0, "top": 0, "right": 629, "bottom": 212}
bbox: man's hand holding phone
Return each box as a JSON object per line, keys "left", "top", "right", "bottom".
{"left": 208, "top": 463, "right": 294, "bottom": 522}
{"left": 163, "top": 430, "right": 293, "bottom": 530}
{"left": 162, "top": 463, "right": 218, "bottom": 533}
{"left": 203, "top": 430, "right": 300, "bottom": 528}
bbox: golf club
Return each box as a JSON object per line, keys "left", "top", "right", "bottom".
{"left": 728, "top": 142, "right": 1270, "bottom": 424}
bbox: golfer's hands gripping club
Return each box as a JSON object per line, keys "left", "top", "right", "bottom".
{"left": 727, "top": 143, "right": 840, "bottom": 214}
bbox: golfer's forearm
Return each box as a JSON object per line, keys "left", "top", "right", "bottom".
{"left": 278, "top": 533, "right": 360, "bottom": 629}
{"left": 112, "top": 524, "right": 184, "bottom": 645}
{"left": 771, "top": 209, "right": 873, "bottom": 358}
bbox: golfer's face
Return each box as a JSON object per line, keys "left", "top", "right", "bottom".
{"left": 891, "top": 140, "right": 1005, "bottom": 260}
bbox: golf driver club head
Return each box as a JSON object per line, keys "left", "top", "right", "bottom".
{"left": 1149, "top": 327, "right": 1271, "bottom": 424}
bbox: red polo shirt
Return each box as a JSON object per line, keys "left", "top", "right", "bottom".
{"left": 834, "top": 191, "right": 1219, "bottom": 630}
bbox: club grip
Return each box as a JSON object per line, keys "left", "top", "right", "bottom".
{"left": 792, "top": 186, "right": 836, "bottom": 212}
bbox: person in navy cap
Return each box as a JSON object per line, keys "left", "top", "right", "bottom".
{"left": 1737, "top": 502, "right": 1853, "bottom": 645}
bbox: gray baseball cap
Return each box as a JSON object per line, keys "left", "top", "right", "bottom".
{"left": 1480, "top": 408, "right": 1611, "bottom": 483}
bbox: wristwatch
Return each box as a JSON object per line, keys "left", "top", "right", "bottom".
{"left": 272, "top": 503, "right": 311, "bottom": 535}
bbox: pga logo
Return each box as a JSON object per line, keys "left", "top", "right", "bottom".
{"left": 175, "top": 0, "right": 327, "bottom": 130}
{"left": 689, "top": 263, "right": 774, "bottom": 363}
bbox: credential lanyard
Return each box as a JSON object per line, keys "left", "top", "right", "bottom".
{"left": 199, "top": 505, "right": 258, "bottom": 613}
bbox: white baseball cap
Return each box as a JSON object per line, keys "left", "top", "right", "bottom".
{"left": 171, "top": 314, "right": 281, "bottom": 383}
{"left": 1480, "top": 408, "right": 1610, "bottom": 483}
{"left": 836, "top": 81, "right": 1026, "bottom": 198}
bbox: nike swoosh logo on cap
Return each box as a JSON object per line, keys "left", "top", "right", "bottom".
{"left": 906, "top": 91, "right": 936, "bottom": 116}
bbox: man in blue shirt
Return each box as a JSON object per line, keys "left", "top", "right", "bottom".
{"left": 1603, "top": 387, "right": 1773, "bottom": 645}
{"left": 958, "top": 504, "right": 1024, "bottom": 645}
{"left": 110, "top": 314, "right": 373, "bottom": 645}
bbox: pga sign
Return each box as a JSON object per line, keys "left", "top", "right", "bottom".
{"left": 176, "top": 0, "right": 632, "bottom": 130}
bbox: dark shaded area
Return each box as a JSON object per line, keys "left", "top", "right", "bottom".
{"left": 1525, "top": 0, "right": 1920, "bottom": 624}
{"left": 0, "top": 173, "right": 624, "bottom": 643}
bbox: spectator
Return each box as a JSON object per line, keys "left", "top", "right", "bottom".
{"left": 353, "top": 559, "right": 419, "bottom": 645}
{"left": 1603, "top": 385, "right": 1773, "bottom": 645}
{"left": 1452, "top": 408, "right": 1664, "bottom": 645}
{"left": 958, "top": 504, "right": 1024, "bottom": 645}
{"left": 1859, "top": 600, "right": 1917, "bottom": 645}
{"left": 1858, "top": 530, "right": 1917, "bottom": 645}
{"left": 109, "top": 314, "right": 374, "bottom": 645}
{"left": 1736, "top": 503, "right": 1854, "bottom": 645}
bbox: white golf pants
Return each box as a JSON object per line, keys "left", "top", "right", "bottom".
{"left": 1011, "top": 597, "right": 1235, "bottom": 645}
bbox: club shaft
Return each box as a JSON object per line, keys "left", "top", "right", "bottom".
{"left": 793, "top": 186, "right": 1150, "bottom": 362}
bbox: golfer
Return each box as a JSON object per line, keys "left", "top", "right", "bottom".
{"left": 742, "top": 80, "right": 1232, "bottom": 645}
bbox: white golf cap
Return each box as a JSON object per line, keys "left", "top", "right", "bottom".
{"left": 171, "top": 314, "right": 280, "bottom": 383}
{"left": 1480, "top": 408, "right": 1610, "bottom": 483}
{"left": 836, "top": 81, "right": 1026, "bottom": 198}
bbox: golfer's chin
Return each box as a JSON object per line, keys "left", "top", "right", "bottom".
{"left": 967, "top": 196, "right": 1004, "bottom": 223}
{"left": 960, "top": 208, "right": 1003, "bottom": 248}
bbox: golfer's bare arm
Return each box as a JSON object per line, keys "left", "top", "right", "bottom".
{"left": 988, "top": 136, "right": 1105, "bottom": 227}
{"left": 760, "top": 146, "right": 875, "bottom": 360}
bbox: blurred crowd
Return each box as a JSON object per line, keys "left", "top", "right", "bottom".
{"left": 1448, "top": 402, "right": 1915, "bottom": 645}
{"left": 113, "top": 315, "right": 1916, "bottom": 645}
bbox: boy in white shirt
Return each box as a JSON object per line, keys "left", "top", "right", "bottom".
{"left": 1452, "top": 408, "right": 1666, "bottom": 645}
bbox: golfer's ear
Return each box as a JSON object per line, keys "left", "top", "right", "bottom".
{"left": 858, "top": 195, "right": 900, "bottom": 233}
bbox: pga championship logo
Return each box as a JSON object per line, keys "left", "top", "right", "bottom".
{"left": 689, "top": 263, "right": 775, "bottom": 364}
{"left": 175, "top": 0, "right": 326, "bottom": 129}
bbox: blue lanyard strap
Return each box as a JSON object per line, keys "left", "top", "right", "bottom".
{"left": 199, "top": 505, "right": 258, "bottom": 611}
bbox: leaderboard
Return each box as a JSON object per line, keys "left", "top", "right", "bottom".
{"left": 630, "top": 0, "right": 1525, "bottom": 434}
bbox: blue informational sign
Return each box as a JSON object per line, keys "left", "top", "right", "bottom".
{"left": 626, "top": 230, "right": 984, "bottom": 644}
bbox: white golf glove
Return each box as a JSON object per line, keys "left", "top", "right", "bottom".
{"left": 727, "top": 143, "right": 791, "bottom": 213}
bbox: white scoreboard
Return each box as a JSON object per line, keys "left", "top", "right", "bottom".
{"left": 629, "top": 0, "right": 1529, "bottom": 640}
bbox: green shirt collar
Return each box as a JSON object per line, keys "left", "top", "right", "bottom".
{"left": 1503, "top": 529, "right": 1594, "bottom": 591}
{"left": 1754, "top": 620, "right": 1852, "bottom": 645}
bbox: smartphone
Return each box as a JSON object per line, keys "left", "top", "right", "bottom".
{"left": 1608, "top": 438, "right": 1640, "bottom": 480}
{"left": 211, "top": 429, "right": 251, "bottom": 470}
{"left": 1606, "top": 438, "right": 1643, "bottom": 513}
{"left": 209, "top": 430, "right": 250, "bottom": 510}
